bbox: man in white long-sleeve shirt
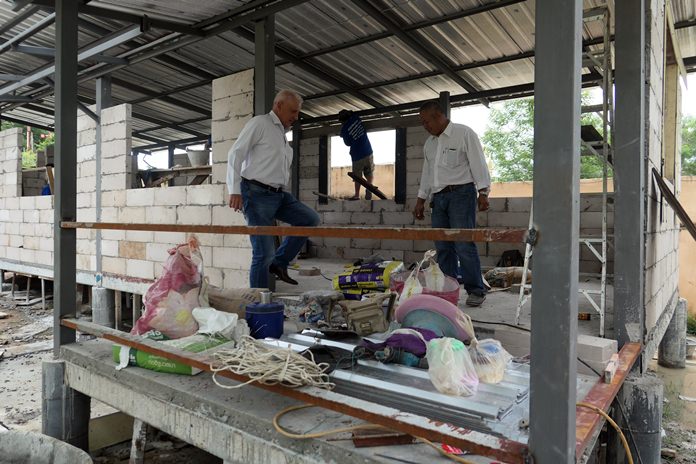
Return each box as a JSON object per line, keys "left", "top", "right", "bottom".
{"left": 227, "top": 90, "right": 319, "bottom": 288}
{"left": 413, "top": 101, "right": 491, "bottom": 307}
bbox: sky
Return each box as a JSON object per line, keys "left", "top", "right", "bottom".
{"left": 139, "top": 73, "right": 696, "bottom": 170}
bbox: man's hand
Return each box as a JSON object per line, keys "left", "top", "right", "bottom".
{"left": 413, "top": 197, "right": 426, "bottom": 220}
{"left": 229, "top": 194, "right": 243, "bottom": 212}
{"left": 477, "top": 193, "right": 489, "bottom": 212}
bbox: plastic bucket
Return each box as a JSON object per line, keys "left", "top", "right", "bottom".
{"left": 0, "top": 431, "right": 93, "bottom": 464}
{"left": 246, "top": 303, "right": 284, "bottom": 339}
{"left": 389, "top": 270, "right": 460, "bottom": 305}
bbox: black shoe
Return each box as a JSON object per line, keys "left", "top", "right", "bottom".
{"left": 269, "top": 263, "right": 298, "bottom": 285}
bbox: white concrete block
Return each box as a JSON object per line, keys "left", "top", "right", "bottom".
{"left": 212, "top": 117, "right": 253, "bottom": 144}
{"left": 101, "top": 123, "right": 129, "bottom": 142}
{"left": 78, "top": 129, "right": 96, "bottom": 147}
{"left": 101, "top": 239, "right": 119, "bottom": 257}
{"left": 196, "top": 233, "right": 224, "bottom": 248}
{"left": 102, "top": 140, "right": 130, "bottom": 159}
{"left": 100, "top": 104, "right": 131, "bottom": 126}
{"left": 5, "top": 246, "right": 20, "bottom": 261}
{"left": 77, "top": 145, "right": 96, "bottom": 163}
{"left": 76, "top": 192, "right": 94, "bottom": 208}
{"left": 222, "top": 269, "right": 251, "bottom": 288}
{"left": 34, "top": 250, "right": 52, "bottom": 265}
{"left": 20, "top": 248, "right": 36, "bottom": 263}
{"left": 19, "top": 196, "right": 36, "bottom": 210}
{"left": 206, "top": 267, "right": 223, "bottom": 288}
{"left": 146, "top": 242, "right": 171, "bottom": 262}
{"left": 577, "top": 334, "right": 617, "bottom": 363}
{"left": 212, "top": 69, "right": 254, "bottom": 101}
{"left": 127, "top": 259, "right": 154, "bottom": 280}
{"left": 10, "top": 235, "right": 23, "bottom": 247}
{"left": 125, "top": 230, "right": 154, "bottom": 243}
{"left": 154, "top": 186, "right": 187, "bottom": 206}
{"left": 187, "top": 184, "right": 225, "bottom": 206}
{"left": 323, "top": 212, "right": 351, "bottom": 224}
{"left": 23, "top": 210, "right": 39, "bottom": 223}
{"left": 102, "top": 256, "right": 127, "bottom": 275}
{"left": 177, "top": 205, "right": 211, "bottom": 224}
{"left": 350, "top": 212, "right": 381, "bottom": 225}
{"left": 35, "top": 195, "right": 53, "bottom": 210}
{"left": 146, "top": 206, "right": 176, "bottom": 224}
{"left": 212, "top": 163, "right": 227, "bottom": 186}
{"left": 153, "top": 231, "right": 187, "bottom": 245}
{"left": 101, "top": 156, "right": 126, "bottom": 176}
{"left": 102, "top": 230, "right": 126, "bottom": 241}
{"left": 212, "top": 205, "right": 246, "bottom": 226}
{"left": 223, "top": 233, "right": 250, "bottom": 248}
{"left": 125, "top": 188, "right": 155, "bottom": 207}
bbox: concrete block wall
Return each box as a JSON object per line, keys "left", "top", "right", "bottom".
{"left": 0, "top": 70, "right": 255, "bottom": 290}
{"left": 22, "top": 170, "right": 45, "bottom": 196}
{"left": 299, "top": 129, "right": 615, "bottom": 272}
{"left": 644, "top": 0, "right": 680, "bottom": 331}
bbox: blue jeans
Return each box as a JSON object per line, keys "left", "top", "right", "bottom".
{"left": 241, "top": 180, "right": 320, "bottom": 288}
{"left": 431, "top": 184, "right": 486, "bottom": 296}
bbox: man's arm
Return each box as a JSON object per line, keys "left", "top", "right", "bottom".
{"left": 227, "top": 118, "right": 261, "bottom": 210}
{"left": 413, "top": 144, "right": 432, "bottom": 220}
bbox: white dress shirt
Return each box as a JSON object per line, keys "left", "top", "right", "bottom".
{"left": 417, "top": 122, "right": 491, "bottom": 200}
{"left": 226, "top": 110, "right": 293, "bottom": 195}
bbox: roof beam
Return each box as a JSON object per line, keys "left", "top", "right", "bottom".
{"left": 0, "top": 5, "right": 41, "bottom": 36}
{"left": 352, "top": 0, "right": 485, "bottom": 103}
{"left": 0, "top": 12, "right": 56, "bottom": 54}
{"left": 234, "top": 27, "right": 383, "bottom": 108}
{"left": 135, "top": 135, "right": 208, "bottom": 151}
{"left": 10, "top": 44, "right": 129, "bottom": 64}
{"left": 109, "top": 77, "right": 211, "bottom": 117}
{"left": 0, "top": 24, "right": 144, "bottom": 96}
{"left": 132, "top": 116, "right": 210, "bottom": 136}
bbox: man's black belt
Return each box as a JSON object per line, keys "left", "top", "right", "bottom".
{"left": 242, "top": 177, "right": 282, "bottom": 193}
{"left": 435, "top": 183, "right": 473, "bottom": 194}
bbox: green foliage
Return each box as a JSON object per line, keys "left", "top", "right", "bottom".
{"left": 0, "top": 122, "right": 55, "bottom": 169}
{"left": 682, "top": 116, "right": 696, "bottom": 176}
{"left": 481, "top": 93, "right": 613, "bottom": 182}
{"left": 688, "top": 313, "right": 696, "bottom": 336}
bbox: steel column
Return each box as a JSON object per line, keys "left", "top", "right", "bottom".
{"left": 254, "top": 15, "right": 275, "bottom": 115}
{"left": 439, "top": 91, "right": 451, "bottom": 119}
{"left": 53, "top": 0, "right": 78, "bottom": 354}
{"left": 95, "top": 76, "right": 111, "bottom": 278}
{"left": 394, "top": 127, "right": 407, "bottom": 204}
{"left": 529, "top": 0, "right": 582, "bottom": 462}
{"left": 318, "top": 135, "right": 328, "bottom": 204}
{"left": 614, "top": 0, "right": 646, "bottom": 350}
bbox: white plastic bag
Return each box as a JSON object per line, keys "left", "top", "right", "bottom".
{"left": 426, "top": 337, "right": 479, "bottom": 396}
{"left": 398, "top": 265, "right": 424, "bottom": 305}
{"left": 422, "top": 250, "right": 446, "bottom": 291}
{"left": 468, "top": 338, "right": 512, "bottom": 384}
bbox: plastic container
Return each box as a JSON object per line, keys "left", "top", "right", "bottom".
{"left": 246, "top": 303, "right": 284, "bottom": 339}
{"left": 390, "top": 270, "right": 460, "bottom": 305}
{"left": 186, "top": 149, "right": 210, "bottom": 166}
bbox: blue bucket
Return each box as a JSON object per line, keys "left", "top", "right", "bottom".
{"left": 246, "top": 303, "right": 284, "bottom": 339}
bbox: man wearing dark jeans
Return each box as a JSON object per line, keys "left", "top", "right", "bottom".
{"left": 227, "top": 90, "right": 319, "bottom": 288}
{"left": 412, "top": 101, "right": 491, "bottom": 307}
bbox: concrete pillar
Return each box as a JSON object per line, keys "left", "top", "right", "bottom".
{"left": 42, "top": 360, "right": 91, "bottom": 451}
{"left": 608, "top": 373, "right": 663, "bottom": 464}
{"left": 92, "top": 286, "right": 115, "bottom": 327}
{"left": 659, "top": 298, "right": 687, "bottom": 368}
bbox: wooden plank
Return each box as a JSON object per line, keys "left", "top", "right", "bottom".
{"left": 575, "top": 342, "right": 641, "bottom": 458}
{"left": 61, "top": 221, "right": 531, "bottom": 244}
{"left": 46, "top": 165, "right": 54, "bottom": 194}
{"left": 61, "top": 318, "right": 530, "bottom": 464}
{"left": 189, "top": 174, "right": 209, "bottom": 185}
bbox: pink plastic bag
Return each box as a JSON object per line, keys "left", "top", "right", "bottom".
{"left": 132, "top": 236, "right": 207, "bottom": 338}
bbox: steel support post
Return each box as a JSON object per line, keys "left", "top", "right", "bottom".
{"left": 53, "top": 0, "right": 79, "bottom": 355}
{"left": 394, "top": 127, "right": 407, "bottom": 204}
{"left": 95, "top": 76, "right": 111, "bottom": 278}
{"left": 254, "top": 15, "right": 275, "bottom": 115}
{"left": 318, "top": 135, "right": 328, "bottom": 204}
{"left": 438, "top": 91, "right": 451, "bottom": 119}
{"left": 614, "top": 0, "right": 646, "bottom": 351}
{"left": 529, "top": 0, "right": 582, "bottom": 462}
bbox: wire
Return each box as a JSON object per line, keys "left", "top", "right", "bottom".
{"left": 273, "top": 404, "right": 477, "bottom": 464}
{"left": 470, "top": 318, "right": 531, "bottom": 332}
{"left": 576, "top": 402, "right": 634, "bottom": 464}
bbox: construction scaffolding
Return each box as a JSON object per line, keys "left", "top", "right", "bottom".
{"left": 516, "top": 5, "right": 614, "bottom": 337}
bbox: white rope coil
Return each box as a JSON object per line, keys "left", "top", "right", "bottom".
{"left": 210, "top": 335, "right": 335, "bottom": 390}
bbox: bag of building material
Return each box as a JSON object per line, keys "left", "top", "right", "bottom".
{"left": 468, "top": 338, "right": 512, "bottom": 384}
{"left": 333, "top": 261, "right": 403, "bottom": 296}
{"left": 132, "top": 235, "right": 208, "bottom": 338}
{"left": 483, "top": 267, "right": 531, "bottom": 288}
{"left": 113, "top": 331, "right": 234, "bottom": 375}
{"left": 207, "top": 286, "right": 267, "bottom": 318}
{"left": 426, "top": 337, "right": 479, "bottom": 396}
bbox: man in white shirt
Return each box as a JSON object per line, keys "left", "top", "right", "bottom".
{"left": 227, "top": 90, "right": 319, "bottom": 288}
{"left": 413, "top": 101, "right": 491, "bottom": 307}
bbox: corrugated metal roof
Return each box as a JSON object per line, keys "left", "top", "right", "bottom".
{"left": 0, "top": 0, "right": 693, "bottom": 148}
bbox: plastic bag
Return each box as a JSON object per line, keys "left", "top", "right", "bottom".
{"left": 422, "top": 250, "right": 446, "bottom": 291}
{"left": 132, "top": 235, "right": 207, "bottom": 338}
{"left": 468, "top": 339, "right": 512, "bottom": 384}
{"left": 426, "top": 337, "right": 479, "bottom": 396}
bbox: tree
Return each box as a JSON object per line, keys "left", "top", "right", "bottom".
{"left": 682, "top": 115, "right": 696, "bottom": 176}
{"left": 482, "top": 94, "right": 611, "bottom": 182}
{"left": 0, "top": 121, "right": 54, "bottom": 168}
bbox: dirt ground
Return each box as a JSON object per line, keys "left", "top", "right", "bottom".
{"left": 1, "top": 287, "right": 696, "bottom": 463}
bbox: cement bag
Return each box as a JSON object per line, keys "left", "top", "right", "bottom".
{"left": 133, "top": 235, "right": 208, "bottom": 338}
{"left": 113, "top": 332, "right": 233, "bottom": 375}
{"left": 207, "top": 286, "right": 267, "bottom": 317}
{"left": 483, "top": 267, "right": 531, "bottom": 288}
{"left": 468, "top": 338, "right": 512, "bottom": 384}
{"left": 426, "top": 337, "right": 478, "bottom": 396}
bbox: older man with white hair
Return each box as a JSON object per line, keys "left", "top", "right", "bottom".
{"left": 227, "top": 90, "right": 319, "bottom": 288}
